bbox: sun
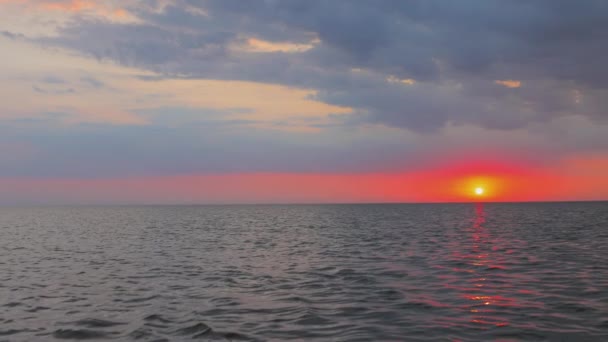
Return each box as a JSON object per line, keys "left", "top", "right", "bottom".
{"left": 475, "top": 187, "right": 485, "bottom": 196}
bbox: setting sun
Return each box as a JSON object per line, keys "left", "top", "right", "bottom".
{"left": 475, "top": 187, "right": 485, "bottom": 196}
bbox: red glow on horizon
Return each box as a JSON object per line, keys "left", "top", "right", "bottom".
{"left": 400, "top": 161, "right": 558, "bottom": 203}
{"left": 0, "top": 156, "right": 607, "bottom": 204}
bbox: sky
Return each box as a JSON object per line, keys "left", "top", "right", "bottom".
{"left": 1, "top": 0, "right": 607, "bottom": 204}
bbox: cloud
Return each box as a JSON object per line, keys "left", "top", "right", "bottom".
{"left": 494, "top": 80, "right": 521, "bottom": 88}
{"left": 24, "top": 0, "right": 606, "bottom": 134}
{"left": 1, "top": 30, "right": 24, "bottom": 39}
{"left": 41, "top": 75, "right": 66, "bottom": 84}
{"left": 80, "top": 76, "right": 104, "bottom": 88}
{"left": 32, "top": 85, "right": 75, "bottom": 94}
{"left": 2, "top": 36, "right": 353, "bottom": 130}
{"left": 234, "top": 37, "right": 319, "bottom": 53}
{"left": 0, "top": 0, "right": 134, "bottom": 19}
{"left": 386, "top": 76, "right": 415, "bottom": 85}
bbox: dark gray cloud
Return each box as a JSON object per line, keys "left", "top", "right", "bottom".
{"left": 42, "top": 76, "right": 66, "bottom": 84}
{"left": 1, "top": 30, "right": 24, "bottom": 40}
{"left": 80, "top": 76, "right": 105, "bottom": 89}
{"left": 32, "top": 85, "right": 75, "bottom": 94}
{"left": 196, "top": 0, "right": 608, "bottom": 84}
{"left": 35, "top": 0, "right": 608, "bottom": 132}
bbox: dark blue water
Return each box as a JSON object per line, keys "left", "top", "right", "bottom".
{"left": 1, "top": 203, "right": 607, "bottom": 341}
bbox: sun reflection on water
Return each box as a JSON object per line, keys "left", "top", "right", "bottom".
{"left": 460, "top": 203, "right": 512, "bottom": 328}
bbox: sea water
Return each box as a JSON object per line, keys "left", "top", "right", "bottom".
{"left": 1, "top": 203, "right": 607, "bottom": 341}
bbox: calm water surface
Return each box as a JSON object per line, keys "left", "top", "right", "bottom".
{"left": 1, "top": 203, "right": 607, "bottom": 341}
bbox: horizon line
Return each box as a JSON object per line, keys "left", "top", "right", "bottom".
{"left": 2, "top": 199, "right": 607, "bottom": 207}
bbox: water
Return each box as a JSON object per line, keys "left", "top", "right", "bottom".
{"left": 1, "top": 203, "right": 607, "bottom": 341}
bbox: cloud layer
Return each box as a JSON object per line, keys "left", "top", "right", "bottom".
{"left": 33, "top": 0, "right": 608, "bottom": 132}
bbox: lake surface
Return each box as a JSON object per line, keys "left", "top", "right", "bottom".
{"left": 1, "top": 203, "right": 607, "bottom": 341}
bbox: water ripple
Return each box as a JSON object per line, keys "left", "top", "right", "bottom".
{"left": 0, "top": 203, "right": 607, "bottom": 341}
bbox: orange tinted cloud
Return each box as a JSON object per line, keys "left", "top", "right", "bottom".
{"left": 386, "top": 76, "right": 416, "bottom": 85}
{"left": 495, "top": 80, "right": 522, "bottom": 88}
{"left": 0, "top": 0, "right": 132, "bottom": 19}
{"left": 40, "top": 0, "right": 93, "bottom": 12}
{"left": 239, "top": 38, "right": 318, "bottom": 53}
